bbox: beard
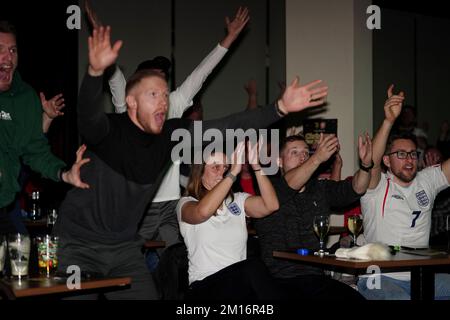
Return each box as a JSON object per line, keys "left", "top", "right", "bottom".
{"left": 392, "top": 167, "right": 417, "bottom": 183}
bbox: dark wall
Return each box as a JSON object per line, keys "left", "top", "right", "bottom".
{"left": 1, "top": 1, "right": 79, "bottom": 163}
{"left": 373, "top": 3, "right": 450, "bottom": 144}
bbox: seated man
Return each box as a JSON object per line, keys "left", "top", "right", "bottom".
{"left": 255, "top": 132, "right": 373, "bottom": 300}
{"left": 358, "top": 85, "right": 450, "bottom": 300}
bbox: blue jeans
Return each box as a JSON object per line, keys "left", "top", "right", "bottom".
{"left": 358, "top": 274, "right": 450, "bottom": 300}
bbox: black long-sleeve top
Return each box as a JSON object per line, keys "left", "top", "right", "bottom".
{"left": 54, "top": 74, "right": 282, "bottom": 244}
{"left": 254, "top": 174, "right": 361, "bottom": 278}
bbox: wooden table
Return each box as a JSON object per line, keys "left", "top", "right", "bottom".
{"left": 0, "top": 276, "right": 131, "bottom": 299}
{"left": 273, "top": 250, "right": 450, "bottom": 300}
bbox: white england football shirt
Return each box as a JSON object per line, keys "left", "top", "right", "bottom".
{"left": 176, "top": 192, "right": 250, "bottom": 285}
{"left": 361, "top": 166, "right": 449, "bottom": 248}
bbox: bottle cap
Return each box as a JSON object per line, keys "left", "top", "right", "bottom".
{"left": 296, "top": 248, "right": 309, "bottom": 256}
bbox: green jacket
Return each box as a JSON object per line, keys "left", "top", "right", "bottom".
{"left": 0, "top": 71, "right": 66, "bottom": 208}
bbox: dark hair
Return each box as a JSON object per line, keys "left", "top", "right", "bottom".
{"left": 0, "top": 21, "right": 17, "bottom": 36}
{"left": 402, "top": 105, "right": 417, "bottom": 117}
{"left": 280, "top": 134, "right": 307, "bottom": 153}
{"left": 136, "top": 56, "right": 171, "bottom": 80}
{"left": 385, "top": 132, "right": 417, "bottom": 154}
{"left": 125, "top": 69, "right": 166, "bottom": 96}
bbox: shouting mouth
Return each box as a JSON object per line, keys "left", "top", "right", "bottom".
{"left": 154, "top": 112, "right": 166, "bottom": 128}
{"left": 0, "top": 64, "right": 14, "bottom": 85}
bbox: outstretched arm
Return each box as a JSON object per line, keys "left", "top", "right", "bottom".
{"left": 284, "top": 133, "right": 338, "bottom": 190}
{"left": 193, "top": 76, "right": 328, "bottom": 134}
{"left": 368, "top": 84, "right": 404, "bottom": 189}
{"left": 78, "top": 26, "right": 123, "bottom": 144}
{"left": 169, "top": 6, "right": 250, "bottom": 119}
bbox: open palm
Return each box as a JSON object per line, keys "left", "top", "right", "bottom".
{"left": 88, "top": 26, "right": 122, "bottom": 74}
{"left": 279, "top": 77, "right": 328, "bottom": 114}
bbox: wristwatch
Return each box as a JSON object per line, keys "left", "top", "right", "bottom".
{"left": 359, "top": 160, "right": 374, "bottom": 172}
{"left": 225, "top": 172, "right": 237, "bottom": 183}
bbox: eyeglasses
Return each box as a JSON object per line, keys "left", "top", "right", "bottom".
{"left": 386, "top": 150, "right": 420, "bottom": 160}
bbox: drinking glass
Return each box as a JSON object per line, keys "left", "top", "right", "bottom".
{"left": 8, "top": 233, "right": 31, "bottom": 279}
{"left": 36, "top": 235, "right": 59, "bottom": 277}
{"left": 47, "top": 208, "right": 58, "bottom": 226}
{"left": 347, "top": 214, "right": 363, "bottom": 247}
{"left": 313, "top": 215, "right": 330, "bottom": 256}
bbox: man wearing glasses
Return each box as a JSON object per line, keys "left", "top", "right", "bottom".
{"left": 358, "top": 85, "right": 450, "bottom": 300}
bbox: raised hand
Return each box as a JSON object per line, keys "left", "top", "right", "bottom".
{"left": 313, "top": 133, "right": 339, "bottom": 163}
{"left": 277, "top": 77, "right": 328, "bottom": 114}
{"left": 88, "top": 26, "right": 123, "bottom": 76}
{"left": 384, "top": 84, "right": 404, "bottom": 124}
{"left": 358, "top": 132, "right": 373, "bottom": 167}
{"left": 62, "top": 145, "right": 91, "bottom": 189}
{"left": 221, "top": 6, "right": 250, "bottom": 48}
{"left": 230, "top": 141, "right": 246, "bottom": 176}
{"left": 40, "top": 92, "right": 65, "bottom": 119}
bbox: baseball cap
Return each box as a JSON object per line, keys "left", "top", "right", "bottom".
{"left": 135, "top": 56, "right": 171, "bottom": 78}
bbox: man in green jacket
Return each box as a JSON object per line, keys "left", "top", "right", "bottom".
{"left": 0, "top": 21, "right": 87, "bottom": 235}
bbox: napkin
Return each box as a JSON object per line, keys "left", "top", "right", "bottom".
{"left": 335, "top": 243, "right": 391, "bottom": 260}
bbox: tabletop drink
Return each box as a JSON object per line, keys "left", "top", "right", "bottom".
{"left": 36, "top": 235, "right": 59, "bottom": 277}
{"left": 8, "top": 233, "right": 31, "bottom": 278}
{"left": 347, "top": 215, "right": 363, "bottom": 247}
{"left": 313, "top": 215, "right": 330, "bottom": 256}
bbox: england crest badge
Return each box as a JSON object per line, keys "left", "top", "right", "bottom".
{"left": 227, "top": 202, "right": 242, "bottom": 216}
{"left": 415, "top": 190, "right": 429, "bottom": 207}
